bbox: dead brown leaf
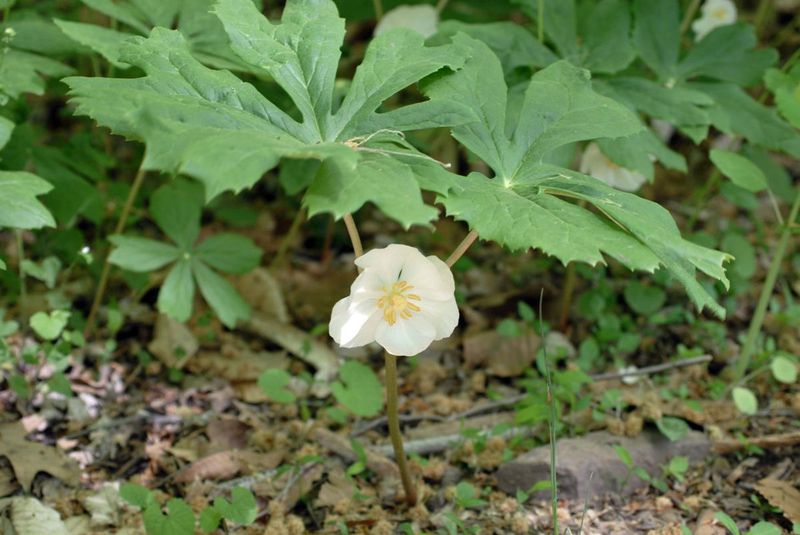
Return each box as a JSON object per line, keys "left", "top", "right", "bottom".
{"left": 0, "top": 422, "right": 81, "bottom": 491}
{"left": 755, "top": 478, "right": 800, "bottom": 525}
{"left": 463, "top": 328, "right": 540, "bottom": 377}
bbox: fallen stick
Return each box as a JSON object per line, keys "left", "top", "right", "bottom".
{"left": 353, "top": 354, "right": 714, "bottom": 436}
{"left": 712, "top": 430, "right": 800, "bottom": 454}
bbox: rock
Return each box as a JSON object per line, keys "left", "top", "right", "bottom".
{"left": 495, "top": 429, "right": 710, "bottom": 503}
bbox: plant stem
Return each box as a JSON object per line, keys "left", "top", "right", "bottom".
{"left": 269, "top": 206, "right": 306, "bottom": 271}
{"left": 342, "top": 213, "right": 363, "bottom": 260}
{"left": 687, "top": 168, "right": 722, "bottom": 229}
{"left": 539, "top": 291, "right": 559, "bottom": 535}
{"left": 446, "top": 230, "right": 478, "bottom": 268}
{"left": 435, "top": 0, "right": 449, "bottom": 14}
{"left": 557, "top": 262, "right": 577, "bottom": 330}
{"left": 16, "top": 230, "right": 25, "bottom": 321}
{"left": 384, "top": 352, "right": 417, "bottom": 507}
{"left": 679, "top": 0, "right": 702, "bottom": 38}
{"left": 372, "top": 0, "right": 383, "bottom": 20}
{"left": 537, "top": 0, "right": 544, "bottom": 43}
{"left": 85, "top": 167, "right": 147, "bottom": 338}
{"left": 733, "top": 186, "right": 800, "bottom": 381}
{"left": 754, "top": 0, "right": 772, "bottom": 38}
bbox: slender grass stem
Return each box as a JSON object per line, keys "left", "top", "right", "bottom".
{"left": 384, "top": 352, "right": 417, "bottom": 507}
{"left": 85, "top": 167, "right": 147, "bottom": 338}
{"left": 733, "top": 187, "right": 800, "bottom": 381}
{"left": 270, "top": 206, "right": 306, "bottom": 271}
{"left": 16, "top": 230, "right": 25, "bottom": 321}
{"left": 446, "top": 230, "right": 478, "bottom": 268}
{"left": 539, "top": 291, "right": 559, "bottom": 535}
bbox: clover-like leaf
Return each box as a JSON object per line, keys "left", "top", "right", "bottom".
{"left": 426, "top": 36, "right": 730, "bottom": 317}
{"left": 331, "top": 361, "right": 383, "bottom": 417}
{"left": 65, "top": 0, "right": 472, "bottom": 229}
{"left": 212, "top": 487, "right": 257, "bottom": 526}
{"left": 143, "top": 498, "right": 196, "bottom": 535}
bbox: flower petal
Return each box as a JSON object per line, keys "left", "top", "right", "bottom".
{"left": 355, "top": 244, "right": 415, "bottom": 284}
{"left": 329, "top": 296, "right": 381, "bottom": 347}
{"left": 419, "top": 297, "right": 459, "bottom": 340}
{"left": 374, "top": 313, "right": 437, "bottom": 356}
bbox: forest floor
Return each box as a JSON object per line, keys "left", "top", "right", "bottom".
{"left": 1, "top": 197, "right": 799, "bottom": 535}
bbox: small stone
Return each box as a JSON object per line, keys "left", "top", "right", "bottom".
{"left": 495, "top": 430, "right": 710, "bottom": 503}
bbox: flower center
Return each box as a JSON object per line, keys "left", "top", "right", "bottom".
{"left": 377, "top": 280, "right": 422, "bottom": 325}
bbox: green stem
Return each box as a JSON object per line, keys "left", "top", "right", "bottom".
{"left": 16, "top": 230, "right": 25, "bottom": 321}
{"left": 687, "top": 168, "right": 722, "bottom": 230}
{"left": 539, "top": 292, "right": 558, "bottom": 535}
{"left": 269, "top": 206, "right": 306, "bottom": 271}
{"left": 733, "top": 186, "right": 800, "bottom": 381}
{"left": 372, "top": 0, "right": 383, "bottom": 20}
{"left": 679, "top": 0, "right": 702, "bottom": 38}
{"left": 558, "top": 262, "right": 576, "bottom": 331}
{"left": 85, "top": 167, "right": 147, "bottom": 338}
{"left": 537, "top": 0, "right": 544, "bottom": 43}
{"left": 384, "top": 352, "right": 417, "bottom": 507}
{"left": 753, "top": 0, "right": 772, "bottom": 38}
{"left": 435, "top": 0, "right": 449, "bottom": 14}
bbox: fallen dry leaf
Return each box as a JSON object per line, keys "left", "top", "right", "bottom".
{"left": 463, "top": 328, "right": 540, "bottom": 377}
{"left": 147, "top": 314, "right": 198, "bottom": 368}
{"left": 0, "top": 422, "right": 81, "bottom": 491}
{"left": 0, "top": 496, "right": 70, "bottom": 535}
{"left": 755, "top": 478, "right": 800, "bottom": 525}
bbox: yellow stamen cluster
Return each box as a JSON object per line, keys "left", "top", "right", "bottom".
{"left": 377, "top": 280, "right": 422, "bottom": 325}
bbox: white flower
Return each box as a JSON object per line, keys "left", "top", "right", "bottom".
{"left": 374, "top": 5, "right": 439, "bottom": 39}
{"left": 692, "top": 0, "right": 737, "bottom": 41}
{"left": 329, "top": 244, "right": 459, "bottom": 357}
{"left": 580, "top": 143, "right": 648, "bottom": 192}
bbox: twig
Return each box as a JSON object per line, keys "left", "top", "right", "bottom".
{"left": 446, "top": 230, "right": 478, "bottom": 267}
{"left": 311, "top": 427, "right": 398, "bottom": 479}
{"left": 591, "top": 354, "right": 713, "bottom": 382}
{"left": 355, "top": 355, "right": 715, "bottom": 434}
{"left": 242, "top": 312, "right": 338, "bottom": 379}
{"left": 712, "top": 431, "right": 800, "bottom": 454}
{"left": 375, "top": 425, "right": 533, "bottom": 457}
{"left": 352, "top": 413, "right": 446, "bottom": 437}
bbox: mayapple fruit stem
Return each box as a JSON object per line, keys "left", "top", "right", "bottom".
{"left": 384, "top": 352, "right": 417, "bottom": 506}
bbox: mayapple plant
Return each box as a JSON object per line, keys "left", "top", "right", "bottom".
{"left": 62, "top": 0, "right": 736, "bottom": 506}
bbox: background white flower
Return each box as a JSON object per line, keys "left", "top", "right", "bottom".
{"left": 580, "top": 142, "right": 648, "bottom": 192}
{"left": 692, "top": 0, "right": 737, "bottom": 41}
{"left": 329, "top": 244, "right": 459, "bottom": 357}
{"left": 374, "top": 4, "right": 439, "bottom": 39}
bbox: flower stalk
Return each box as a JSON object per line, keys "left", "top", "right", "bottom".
{"left": 446, "top": 230, "right": 478, "bottom": 267}
{"left": 385, "top": 351, "right": 417, "bottom": 506}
